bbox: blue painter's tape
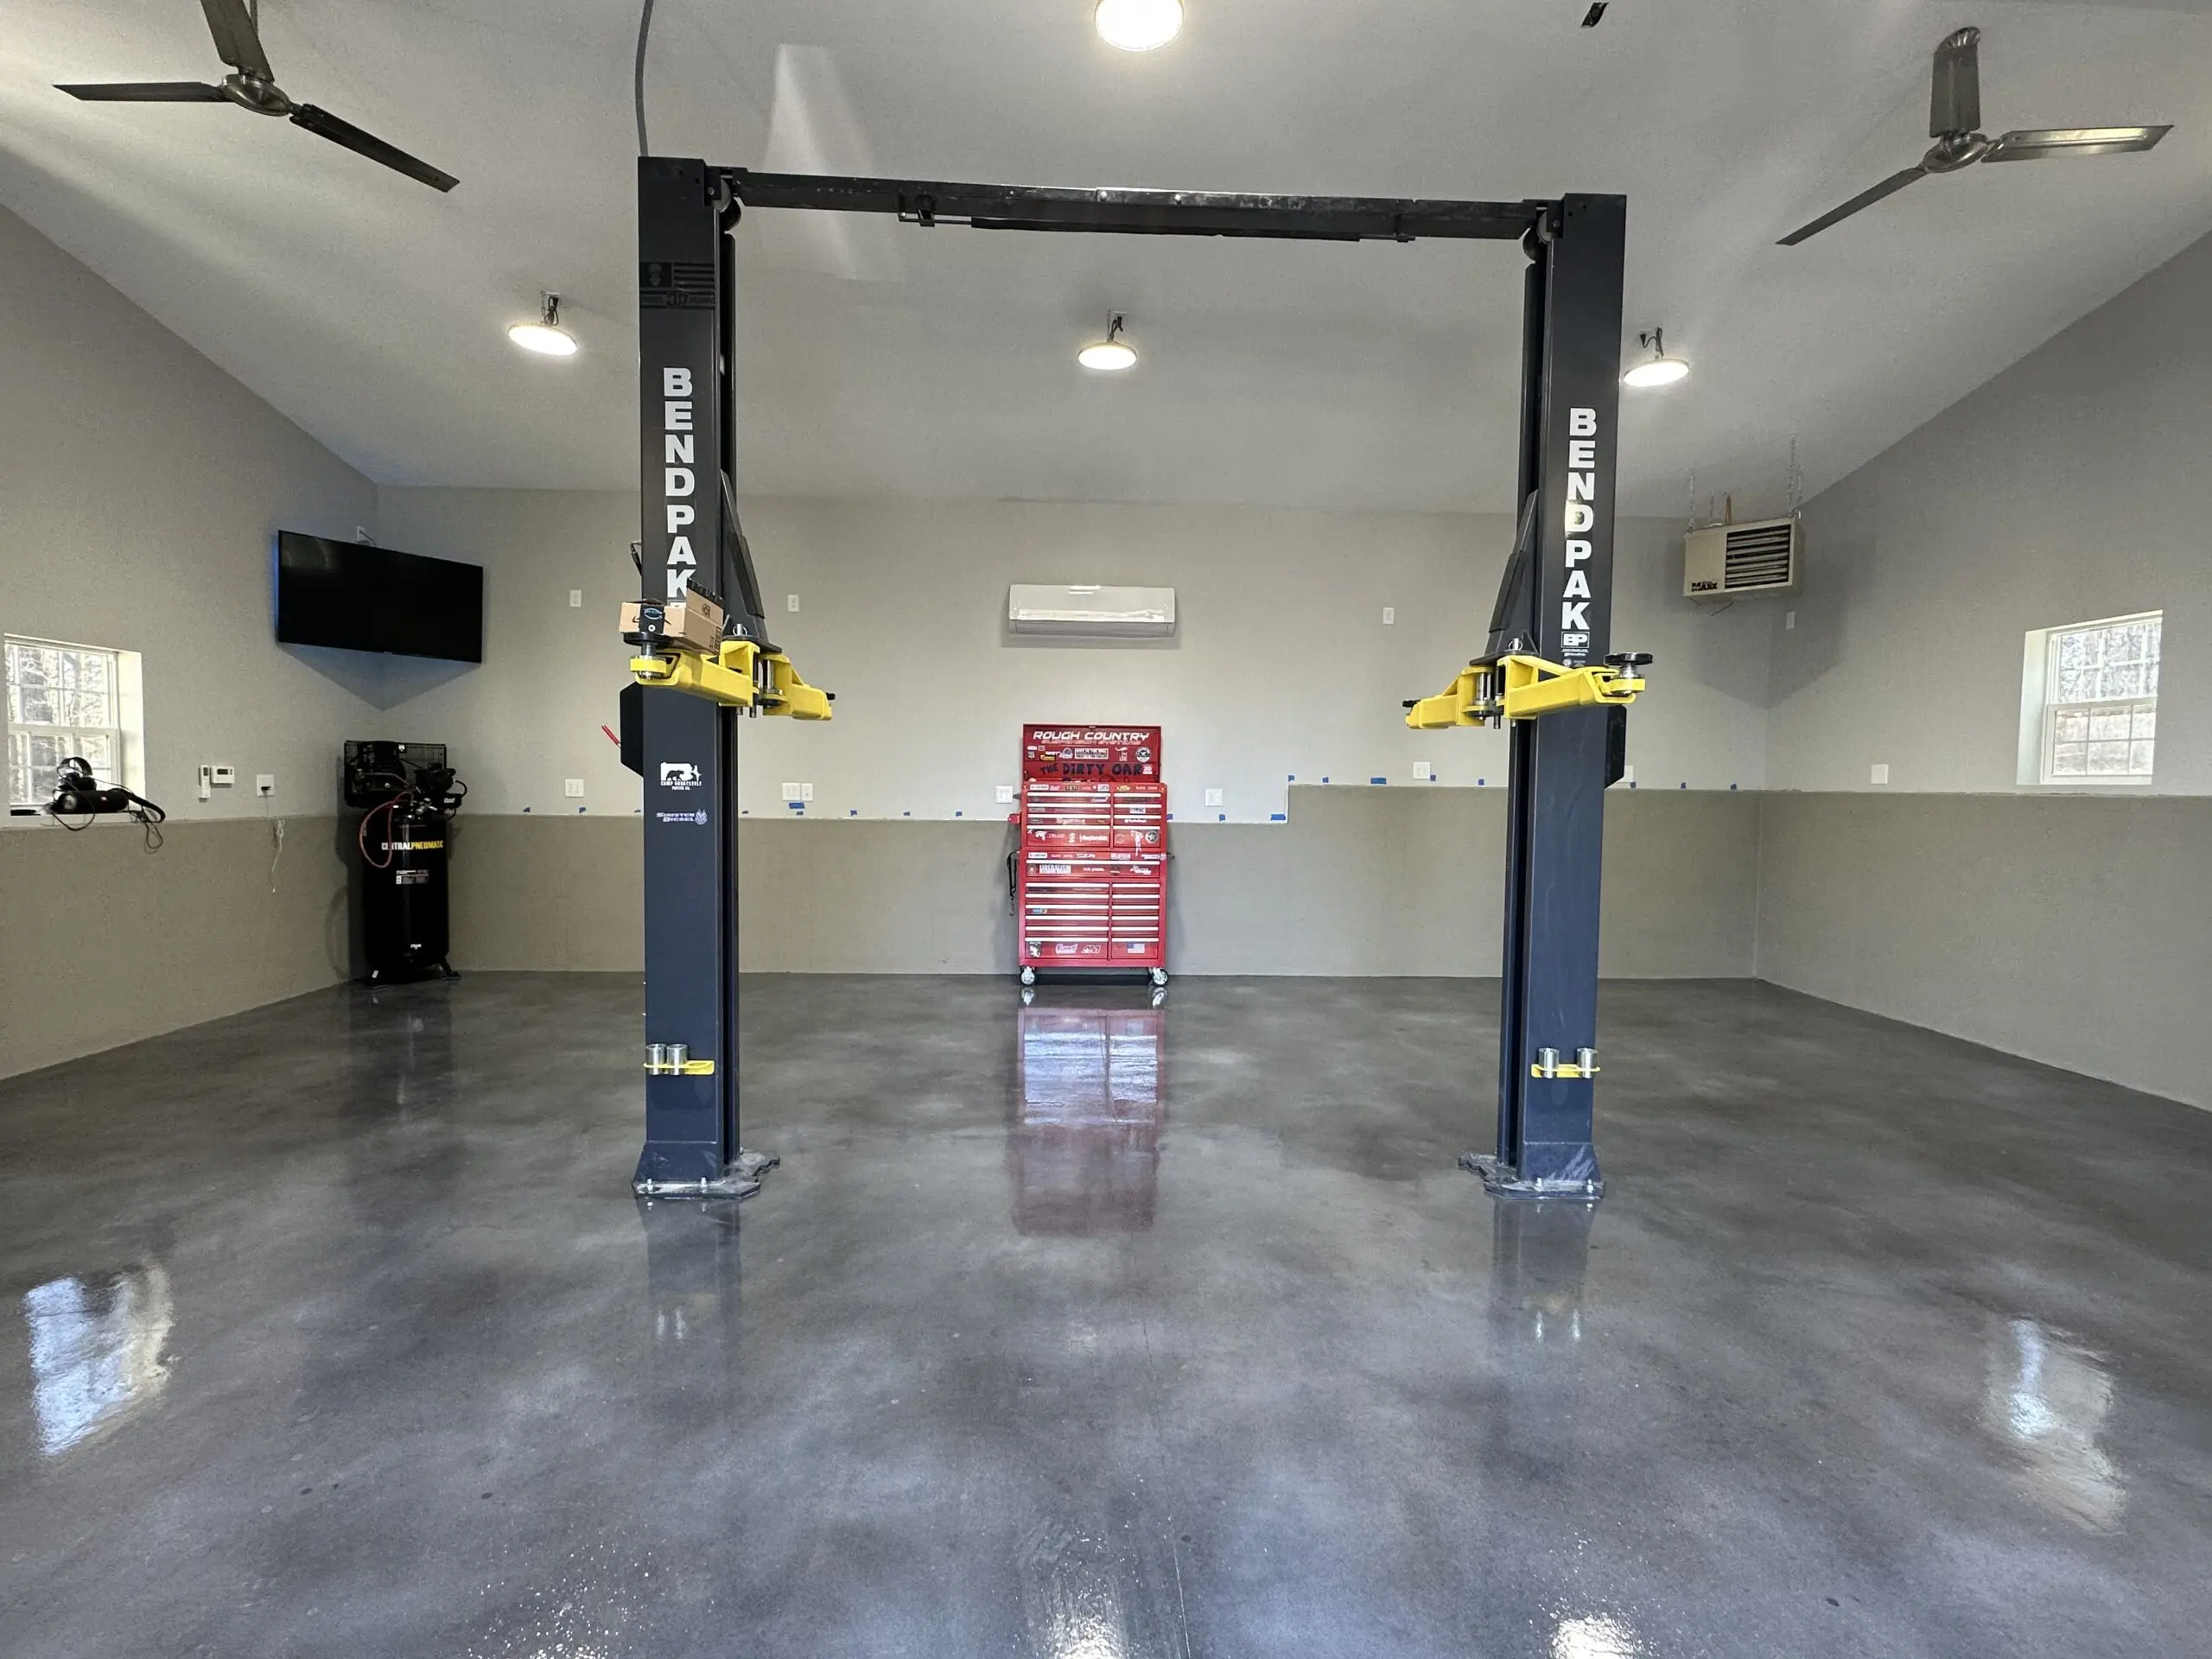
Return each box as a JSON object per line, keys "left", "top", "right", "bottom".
{"left": 1217, "top": 813, "right": 1226, "bottom": 822}
{"left": 1370, "top": 776, "right": 1387, "bottom": 785}
{"left": 1270, "top": 812, "right": 1287, "bottom": 822}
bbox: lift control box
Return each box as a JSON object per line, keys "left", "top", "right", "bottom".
{"left": 1014, "top": 725, "right": 1167, "bottom": 980}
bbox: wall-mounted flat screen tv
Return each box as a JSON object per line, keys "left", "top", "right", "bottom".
{"left": 274, "top": 532, "right": 484, "bottom": 663}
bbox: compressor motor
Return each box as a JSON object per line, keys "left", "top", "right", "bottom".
{"left": 344, "top": 740, "right": 466, "bottom": 985}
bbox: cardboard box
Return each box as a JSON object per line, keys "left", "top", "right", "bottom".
{"left": 620, "top": 596, "right": 724, "bottom": 652}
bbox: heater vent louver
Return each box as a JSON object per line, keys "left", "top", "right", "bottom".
{"left": 1684, "top": 517, "right": 1802, "bottom": 596}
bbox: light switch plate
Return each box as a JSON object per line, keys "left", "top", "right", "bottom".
{"left": 1870, "top": 763, "right": 1890, "bottom": 785}
{"left": 1204, "top": 788, "right": 1224, "bottom": 806}
{"left": 1382, "top": 607, "right": 1395, "bottom": 625}
{"left": 569, "top": 589, "right": 583, "bottom": 608}
{"left": 995, "top": 785, "right": 1014, "bottom": 804}
{"left": 787, "top": 594, "right": 800, "bottom": 613}
{"left": 1412, "top": 761, "right": 1433, "bottom": 780}
{"left": 564, "top": 779, "right": 584, "bottom": 798}
{"left": 782, "top": 782, "right": 813, "bottom": 802}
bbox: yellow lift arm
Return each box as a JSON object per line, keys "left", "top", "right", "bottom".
{"left": 630, "top": 639, "right": 833, "bottom": 720}
{"left": 1404, "top": 652, "right": 1645, "bottom": 731}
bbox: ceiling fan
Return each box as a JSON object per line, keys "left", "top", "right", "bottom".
{"left": 56, "top": 0, "right": 456, "bottom": 193}
{"left": 1778, "top": 26, "right": 2167, "bottom": 245}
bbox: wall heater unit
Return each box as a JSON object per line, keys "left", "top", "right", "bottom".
{"left": 1683, "top": 517, "right": 1802, "bottom": 597}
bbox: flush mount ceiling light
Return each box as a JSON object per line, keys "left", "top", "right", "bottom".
{"left": 1077, "top": 314, "right": 1138, "bottom": 372}
{"left": 1095, "top": 0, "right": 1184, "bottom": 52}
{"left": 1622, "top": 327, "right": 1688, "bottom": 388}
{"left": 508, "top": 292, "right": 578, "bottom": 357}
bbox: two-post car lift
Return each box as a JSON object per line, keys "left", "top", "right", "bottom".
{"left": 627, "top": 157, "right": 1645, "bottom": 1201}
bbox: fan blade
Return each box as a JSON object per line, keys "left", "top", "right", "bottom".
{"left": 1983, "top": 125, "right": 2171, "bottom": 162}
{"left": 1777, "top": 165, "right": 1929, "bottom": 246}
{"left": 199, "top": 0, "right": 273, "bottom": 79}
{"left": 57, "top": 80, "right": 226, "bottom": 101}
{"left": 289, "top": 104, "right": 457, "bottom": 192}
{"left": 1929, "top": 27, "right": 1980, "bottom": 138}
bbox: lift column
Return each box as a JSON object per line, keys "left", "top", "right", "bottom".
{"left": 633, "top": 156, "right": 747, "bottom": 1193}
{"left": 1484, "top": 194, "right": 1627, "bottom": 1198}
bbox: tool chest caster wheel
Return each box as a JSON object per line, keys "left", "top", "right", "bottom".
{"left": 1150, "top": 969, "right": 1169, "bottom": 987}
{"left": 1020, "top": 966, "right": 1036, "bottom": 986}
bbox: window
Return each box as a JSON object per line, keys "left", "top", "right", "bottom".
{"left": 4, "top": 636, "right": 145, "bottom": 810}
{"left": 2019, "top": 613, "right": 2160, "bottom": 786}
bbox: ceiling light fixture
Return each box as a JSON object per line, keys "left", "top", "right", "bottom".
{"left": 1077, "top": 314, "right": 1138, "bottom": 372}
{"left": 1095, "top": 0, "right": 1184, "bottom": 53}
{"left": 1622, "top": 327, "right": 1688, "bottom": 388}
{"left": 509, "top": 292, "right": 579, "bottom": 357}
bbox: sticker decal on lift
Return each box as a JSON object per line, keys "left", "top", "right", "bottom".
{"left": 1561, "top": 405, "right": 1599, "bottom": 664}
{"left": 660, "top": 761, "right": 702, "bottom": 790}
{"left": 654, "top": 810, "right": 709, "bottom": 826}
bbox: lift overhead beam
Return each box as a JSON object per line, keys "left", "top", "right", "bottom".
{"left": 720, "top": 169, "right": 1549, "bottom": 242}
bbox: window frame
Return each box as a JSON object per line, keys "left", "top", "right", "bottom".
{"left": 4, "top": 634, "right": 147, "bottom": 813}
{"left": 2018, "top": 611, "right": 2160, "bottom": 790}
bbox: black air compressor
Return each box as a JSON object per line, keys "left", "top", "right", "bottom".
{"left": 344, "top": 741, "right": 466, "bottom": 984}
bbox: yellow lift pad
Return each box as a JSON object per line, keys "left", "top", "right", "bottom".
{"left": 1405, "top": 652, "right": 1642, "bottom": 730}
{"left": 631, "top": 639, "right": 832, "bottom": 720}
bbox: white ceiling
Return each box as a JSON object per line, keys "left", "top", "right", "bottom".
{"left": 3, "top": 0, "right": 2211, "bottom": 514}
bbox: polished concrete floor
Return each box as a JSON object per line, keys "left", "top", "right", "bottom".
{"left": 2, "top": 975, "right": 2209, "bottom": 1657}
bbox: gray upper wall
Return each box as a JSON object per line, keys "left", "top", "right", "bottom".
{"left": 0, "top": 202, "right": 382, "bottom": 822}
{"left": 1771, "top": 225, "right": 2211, "bottom": 796}
{"left": 374, "top": 489, "right": 1772, "bottom": 819}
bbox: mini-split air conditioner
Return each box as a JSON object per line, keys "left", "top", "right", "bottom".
{"left": 1683, "top": 516, "right": 1802, "bottom": 597}
{"left": 1007, "top": 584, "right": 1177, "bottom": 639}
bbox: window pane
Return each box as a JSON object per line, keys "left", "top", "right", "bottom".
{"left": 2052, "top": 708, "right": 2089, "bottom": 741}
{"left": 2133, "top": 707, "right": 2156, "bottom": 740}
{"left": 2088, "top": 708, "right": 2131, "bottom": 741}
{"left": 2130, "top": 742, "right": 2155, "bottom": 775}
{"left": 2101, "top": 663, "right": 2145, "bottom": 700}
{"left": 2087, "top": 741, "right": 2131, "bottom": 774}
{"left": 2050, "top": 742, "right": 2088, "bottom": 776}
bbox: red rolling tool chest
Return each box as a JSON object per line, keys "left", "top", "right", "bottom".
{"left": 1014, "top": 724, "right": 1169, "bottom": 986}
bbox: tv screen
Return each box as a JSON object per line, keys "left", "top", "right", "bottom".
{"left": 274, "top": 532, "right": 483, "bottom": 663}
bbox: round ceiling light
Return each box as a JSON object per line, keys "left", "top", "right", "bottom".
{"left": 1077, "top": 315, "right": 1138, "bottom": 372}
{"left": 1622, "top": 327, "right": 1688, "bottom": 388}
{"left": 509, "top": 293, "right": 578, "bottom": 357}
{"left": 1095, "top": 0, "right": 1184, "bottom": 52}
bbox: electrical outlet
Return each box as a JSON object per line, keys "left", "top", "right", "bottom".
{"left": 564, "top": 779, "right": 585, "bottom": 798}
{"left": 787, "top": 594, "right": 800, "bottom": 613}
{"left": 1382, "top": 606, "right": 1395, "bottom": 625}
{"left": 781, "top": 782, "right": 812, "bottom": 802}
{"left": 1870, "top": 763, "right": 1890, "bottom": 785}
{"left": 569, "top": 589, "right": 583, "bottom": 608}
{"left": 1204, "top": 788, "right": 1224, "bottom": 807}
{"left": 256, "top": 774, "right": 276, "bottom": 795}
{"left": 1784, "top": 610, "right": 1796, "bottom": 630}
{"left": 995, "top": 785, "right": 1014, "bottom": 804}
{"left": 1412, "top": 761, "right": 1433, "bottom": 781}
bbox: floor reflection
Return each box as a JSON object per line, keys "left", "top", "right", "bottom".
{"left": 1009, "top": 996, "right": 1166, "bottom": 1236}
{"left": 635, "top": 1197, "right": 744, "bottom": 1424}
{"left": 1980, "top": 1316, "right": 2124, "bottom": 1531}
{"left": 22, "top": 1265, "right": 174, "bottom": 1456}
{"left": 1489, "top": 1195, "right": 1597, "bottom": 1347}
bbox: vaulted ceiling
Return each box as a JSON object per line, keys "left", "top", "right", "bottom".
{"left": 3, "top": 0, "right": 2210, "bottom": 514}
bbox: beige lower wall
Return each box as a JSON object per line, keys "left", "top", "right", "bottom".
{"left": 1754, "top": 793, "right": 2212, "bottom": 1108}
{"left": 0, "top": 816, "right": 350, "bottom": 1079}
{"left": 442, "top": 787, "right": 1760, "bottom": 978}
